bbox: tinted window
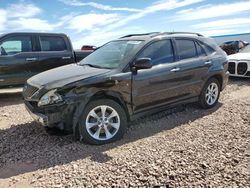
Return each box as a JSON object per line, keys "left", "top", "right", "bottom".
{"left": 196, "top": 42, "right": 206, "bottom": 56}
{"left": 0, "top": 36, "right": 32, "bottom": 55}
{"left": 176, "top": 39, "right": 196, "bottom": 60}
{"left": 40, "top": 36, "right": 67, "bottom": 51}
{"left": 200, "top": 42, "right": 215, "bottom": 55}
{"left": 138, "top": 40, "right": 174, "bottom": 65}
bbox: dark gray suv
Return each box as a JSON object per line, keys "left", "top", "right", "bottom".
{"left": 23, "top": 32, "right": 229, "bottom": 145}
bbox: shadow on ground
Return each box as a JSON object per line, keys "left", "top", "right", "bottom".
{"left": 0, "top": 92, "right": 23, "bottom": 107}
{"left": 0, "top": 103, "right": 222, "bottom": 179}
{"left": 229, "top": 77, "right": 250, "bottom": 86}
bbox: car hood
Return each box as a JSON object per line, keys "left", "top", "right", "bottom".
{"left": 228, "top": 53, "right": 250, "bottom": 60}
{"left": 28, "top": 64, "right": 111, "bottom": 89}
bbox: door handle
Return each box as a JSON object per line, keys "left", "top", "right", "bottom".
{"left": 204, "top": 61, "right": 212, "bottom": 65}
{"left": 170, "top": 67, "right": 180, "bottom": 72}
{"left": 26, "top": 57, "right": 37, "bottom": 61}
{"left": 62, "top": 56, "right": 71, "bottom": 59}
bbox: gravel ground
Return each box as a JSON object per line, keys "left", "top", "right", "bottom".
{"left": 0, "top": 78, "right": 249, "bottom": 188}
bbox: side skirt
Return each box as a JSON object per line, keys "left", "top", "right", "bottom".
{"left": 130, "top": 97, "right": 198, "bottom": 121}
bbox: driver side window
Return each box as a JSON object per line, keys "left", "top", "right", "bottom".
{"left": 0, "top": 36, "right": 32, "bottom": 56}
{"left": 138, "top": 40, "right": 174, "bottom": 66}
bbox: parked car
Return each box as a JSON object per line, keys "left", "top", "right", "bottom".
{"left": 81, "top": 45, "right": 97, "bottom": 52}
{"left": 23, "top": 32, "right": 229, "bottom": 145}
{"left": 220, "top": 40, "right": 249, "bottom": 55}
{"left": 228, "top": 44, "right": 250, "bottom": 77}
{"left": 0, "top": 32, "right": 92, "bottom": 88}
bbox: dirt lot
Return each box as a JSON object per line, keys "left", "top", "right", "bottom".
{"left": 0, "top": 78, "right": 249, "bottom": 188}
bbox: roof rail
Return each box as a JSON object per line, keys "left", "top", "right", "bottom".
{"left": 120, "top": 32, "right": 160, "bottom": 38}
{"left": 153, "top": 32, "right": 204, "bottom": 37}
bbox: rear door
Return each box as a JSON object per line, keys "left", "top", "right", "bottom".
{"left": 0, "top": 34, "right": 38, "bottom": 87}
{"left": 173, "top": 38, "right": 211, "bottom": 97}
{"left": 36, "top": 35, "right": 74, "bottom": 72}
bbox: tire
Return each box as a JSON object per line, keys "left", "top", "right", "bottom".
{"left": 199, "top": 78, "right": 221, "bottom": 109}
{"left": 77, "top": 99, "right": 127, "bottom": 145}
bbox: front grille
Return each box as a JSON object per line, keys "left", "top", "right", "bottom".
{"left": 237, "top": 62, "right": 248, "bottom": 75}
{"left": 23, "top": 83, "right": 39, "bottom": 99}
{"left": 228, "top": 62, "right": 236, "bottom": 74}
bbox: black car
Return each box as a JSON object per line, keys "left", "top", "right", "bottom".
{"left": 23, "top": 32, "right": 229, "bottom": 145}
{"left": 0, "top": 32, "right": 91, "bottom": 88}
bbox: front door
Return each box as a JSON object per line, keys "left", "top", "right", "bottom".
{"left": 0, "top": 35, "right": 38, "bottom": 87}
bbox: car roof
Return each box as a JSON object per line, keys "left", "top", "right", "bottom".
{"left": 0, "top": 32, "right": 67, "bottom": 37}
{"left": 118, "top": 32, "right": 205, "bottom": 41}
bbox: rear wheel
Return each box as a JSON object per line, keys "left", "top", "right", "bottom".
{"left": 78, "top": 99, "right": 127, "bottom": 145}
{"left": 199, "top": 78, "right": 221, "bottom": 109}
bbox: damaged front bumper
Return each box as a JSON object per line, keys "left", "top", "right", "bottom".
{"left": 24, "top": 100, "right": 75, "bottom": 129}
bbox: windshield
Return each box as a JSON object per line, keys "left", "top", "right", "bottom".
{"left": 239, "top": 44, "right": 250, "bottom": 53}
{"left": 79, "top": 40, "right": 144, "bottom": 69}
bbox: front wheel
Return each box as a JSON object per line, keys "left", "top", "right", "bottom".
{"left": 199, "top": 78, "right": 221, "bottom": 109}
{"left": 78, "top": 99, "right": 127, "bottom": 145}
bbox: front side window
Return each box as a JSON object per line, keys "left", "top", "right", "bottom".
{"left": 176, "top": 39, "right": 196, "bottom": 60}
{"left": 0, "top": 36, "right": 32, "bottom": 56}
{"left": 40, "top": 36, "right": 67, "bottom": 51}
{"left": 138, "top": 40, "right": 174, "bottom": 66}
{"left": 80, "top": 40, "right": 144, "bottom": 69}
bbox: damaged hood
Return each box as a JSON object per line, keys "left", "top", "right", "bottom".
{"left": 228, "top": 53, "right": 250, "bottom": 60}
{"left": 27, "top": 64, "right": 111, "bottom": 89}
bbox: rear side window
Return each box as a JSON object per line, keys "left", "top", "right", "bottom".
{"left": 176, "top": 39, "right": 196, "bottom": 60}
{"left": 0, "top": 36, "right": 32, "bottom": 55}
{"left": 40, "top": 36, "right": 67, "bottom": 51}
{"left": 196, "top": 42, "right": 206, "bottom": 56}
{"left": 138, "top": 40, "right": 174, "bottom": 66}
{"left": 199, "top": 42, "right": 215, "bottom": 55}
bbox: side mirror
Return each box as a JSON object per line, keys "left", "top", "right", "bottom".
{"left": 133, "top": 58, "right": 152, "bottom": 70}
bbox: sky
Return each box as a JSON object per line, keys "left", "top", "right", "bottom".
{"left": 0, "top": 0, "right": 250, "bottom": 49}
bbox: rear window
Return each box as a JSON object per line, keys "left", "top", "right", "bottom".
{"left": 40, "top": 36, "right": 67, "bottom": 51}
{"left": 176, "top": 39, "right": 196, "bottom": 60}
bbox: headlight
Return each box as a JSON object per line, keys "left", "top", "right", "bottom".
{"left": 38, "top": 89, "right": 62, "bottom": 107}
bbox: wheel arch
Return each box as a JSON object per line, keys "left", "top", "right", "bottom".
{"left": 209, "top": 74, "right": 223, "bottom": 91}
{"left": 89, "top": 90, "right": 131, "bottom": 121}
{"left": 203, "top": 73, "right": 223, "bottom": 91}
{"left": 72, "top": 90, "right": 131, "bottom": 140}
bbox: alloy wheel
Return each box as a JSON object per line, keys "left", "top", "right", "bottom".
{"left": 205, "top": 82, "right": 219, "bottom": 106}
{"left": 85, "top": 105, "right": 120, "bottom": 141}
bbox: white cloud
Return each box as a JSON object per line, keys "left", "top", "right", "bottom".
{"left": 0, "top": 10, "right": 7, "bottom": 31}
{"left": 174, "top": 1, "right": 250, "bottom": 21}
{"left": 192, "top": 18, "right": 250, "bottom": 29}
{"left": 72, "top": 27, "right": 144, "bottom": 48}
{"left": 9, "top": 18, "right": 55, "bottom": 31}
{"left": 200, "top": 29, "right": 236, "bottom": 37}
{"left": 59, "top": 0, "right": 140, "bottom": 12}
{"left": 0, "top": 2, "right": 55, "bottom": 32}
{"left": 67, "top": 13, "right": 120, "bottom": 32}
{"left": 68, "top": 0, "right": 205, "bottom": 47}
{"left": 103, "top": 0, "right": 204, "bottom": 32}
{"left": 7, "top": 3, "right": 42, "bottom": 18}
